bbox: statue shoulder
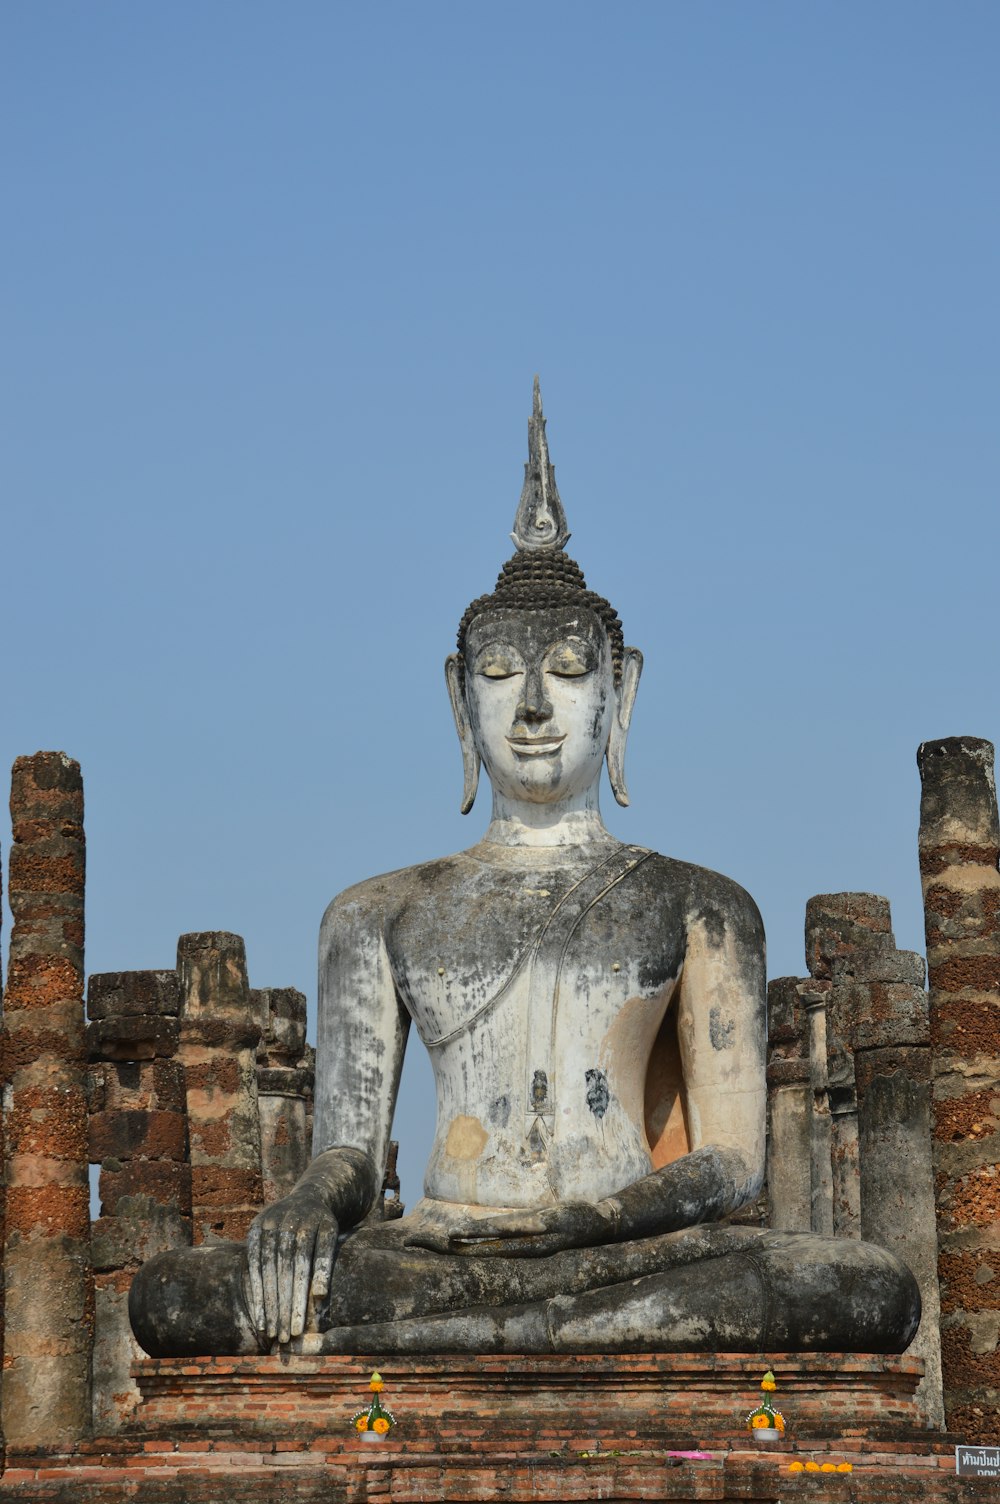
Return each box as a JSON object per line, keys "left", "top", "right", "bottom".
{"left": 640, "top": 851, "right": 765, "bottom": 951}
{"left": 320, "top": 853, "right": 473, "bottom": 935}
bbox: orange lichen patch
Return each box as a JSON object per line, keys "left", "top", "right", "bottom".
{"left": 921, "top": 843, "right": 1000, "bottom": 877}
{"left": 939, "top": 1329, "right": 1000, "bottom": 1387}
{"left": 188, "top": 1117, "right": 233, "bottom": 1158}
{"left": 1, "top": 1028, "right": 84, "bottom": 1075}
{"left": 931, "top": 954, "right": 1000, "bottom": 994}
{"left": 190, "top": 1166, "right": 263, "bottom": 1205}
{"left": 6, "top": 1086, "right": 89, "bottom": 1157}
{"left": 933, "top": 1087, "right": 1000, "bottom": 1142}
{"left": 88, "top": 1109, "right": 187, "bottom": 1162}
{"left": 941, "top": 1173, "right": 1000, "bottom": 1231}
{"left": 947, "top": 1400, "right": 1000, "bottom": 1447}
{"left": 939, "top": 1252, "right": 1000, "bottom": 1314}
{"left": 216, "top": 1208, "right": 258, "bottom": 1241}
{"left": 63, "top": 919, "right": 85, "bottom": 948}
{"left": 181, "top": 1058, "right": 241, "bottom": 1095}
{"left": 100, "top": 1161, "right": 192, "bottom": 1215}
{"left": 3, "top": 955, "right": 82, "bottom": 1010}
{"left": 5, "top": 1184, "right": 90, "bottom": 1239}
{"left": 924, "top": 886, "right": 967, "bottom": 919}
{"left": 8, "top": 850, "right": 84, "bottom": 894}
{"left": 932, "top": 999, "right": 1000, "bottom": 1057}
{"left": 10, "top": 813, "right": 84, "bottom": 843}
{"left": 94, "top": 1268, "right": 138, "bottom": 1295}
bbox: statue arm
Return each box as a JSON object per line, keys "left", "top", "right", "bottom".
{"left": 245, "top": 883, "right": 410, "bottom": 1344}
{"left": 598, "top": 879, "right": 767, "bottom": 1241}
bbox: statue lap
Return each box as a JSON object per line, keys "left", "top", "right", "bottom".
{"left": 131, "top": 1220, "right": 919, "bottom": 1358}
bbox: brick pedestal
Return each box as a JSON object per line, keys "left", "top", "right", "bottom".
{"left": 0, "top": 1353, "right": 983, "bottom": 1503}
{"left": 130, "top": 1352, "right": 930, "bottom": 1447}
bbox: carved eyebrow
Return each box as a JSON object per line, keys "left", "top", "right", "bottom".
{"left": 544, "top": 639, "right": 597, "bottom": 674}
{"left": 471, "top": 644, "right": 525, "bottom": 677}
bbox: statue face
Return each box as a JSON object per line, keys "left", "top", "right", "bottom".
{"left": 463, "top": 607, "right": 615, "bottom": 805}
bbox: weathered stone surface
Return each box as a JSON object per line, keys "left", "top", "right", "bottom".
{"left": 766, "top": 977, "right": 811, "bottom": 1233}
{"left": 178, "top": 932, "right": 263, "bottom": 1245}
{"left": 87, "top": 969, "right": 179, "bottom": 1020}
{"left": 919, "top": 735, "right": 1000, "bottom": 1442}
{"left": 253, "top": 986, "right": 308, "bottom": 1064}
{"left": 129, "top": 384, "right": 919, "bottom": 1364}
{"left": 1, "top": 753, "right": 93, "bottom": 1452}
{"left": 805, "top": 893, "right": 893, "bottom": 981}
{"left": 254, "top": 988, "right": 314, "bottom": 1204}
{"left": 87, "top": 978, "right": 192, "bottom": 1435}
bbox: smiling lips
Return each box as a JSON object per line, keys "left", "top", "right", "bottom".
{"left": 507, "top": 734, "right": 566, "bottom": 757}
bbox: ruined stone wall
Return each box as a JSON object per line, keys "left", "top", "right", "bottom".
{"left": 918, "top": 736, "right": 1000, "bottom": 1443}
{"left": 766, "top": 891, "right": 943, "bottom": 1426}
{"left": 86, "top": 969, "right": 192, "bottom": 1432}
{"left": 253, "top": 987, "right": 315, "bottom": 1205}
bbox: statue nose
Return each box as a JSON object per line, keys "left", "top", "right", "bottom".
{"left": 516, "top": 668, "right": 553, "bottom": 724}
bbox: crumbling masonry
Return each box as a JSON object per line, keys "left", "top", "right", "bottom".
{"left": 0, "top": 737, "right": 997, "bottom": 1456}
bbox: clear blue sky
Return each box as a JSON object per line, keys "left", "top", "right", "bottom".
{"left": 4, "top": 4, "right": 998, "bottom": 1199}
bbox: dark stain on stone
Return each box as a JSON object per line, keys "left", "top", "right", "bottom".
{"left": 709, "top": 1006, "right": 734, "bottom": 1050}
{"left": 489, "top": 1093, "right": 511, "bottom": 1128}
{"left": 585, "top": 1067, "right": 610, "bottom": 1119}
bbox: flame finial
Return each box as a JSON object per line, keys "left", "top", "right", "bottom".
{"left": 510, "top": 376, "right": 571, "bottom": 552}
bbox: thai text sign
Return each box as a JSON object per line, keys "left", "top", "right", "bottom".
{"left": 956, "top": 1446, "right": 1000, "bottom": 1476}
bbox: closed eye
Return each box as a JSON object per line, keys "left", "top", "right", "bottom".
{"left": 478, "top": 665, "right": 522, "bottom": 680}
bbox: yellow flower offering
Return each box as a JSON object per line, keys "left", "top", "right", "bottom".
{"left": 355, "top": 1416, "right": 368, "bottom": 1432}
{"left": 838, "top": 1462, "right": 853, "bottom": 1472}
{"left": 760, "top": 1370, "right": 777, "bottom": 1393}
{"left": 787, "top": 1462, "right": 804, "bottom": 1472}
{"left": 373, "top": 1417, "right": 390, "bottom": 1435}
{"left": 751, "top": 1414, "right": 770, "bottom": 1429}
{"left": 805, "top": 1460, "right": 820, "bottom": 1471}
{"left": 369, "top": 1371, "right": 385, "bottom": 1393}
{"left": 821, "top": 1462, "right": 836, "bottom": 1472}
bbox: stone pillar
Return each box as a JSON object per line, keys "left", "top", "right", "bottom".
{"left": 177, "top": 933, "right": 263, "bottom": 1243}
{"left": 765, "top": 977, "right": 812, "bottom": 1233}
{"left": 851, "top": 952, "right": 943, "bottom": 1427}
{"left": 86, "top": 970, "right": 191, "bottom": 1432}
{"left": 253, "top": 987, "right": 314, "bottom": 1204}
{"left": 804, "top": 894, "right": 895, "bottom": 1241}
{"left": 1, "top": 753, "right": 92, "bottom": 1452}
{"left": 804, "top": 889, "right": 942, "bottom": 1423}
{"left": 918, "top": 735, "right": 1000, "bottom": 1443}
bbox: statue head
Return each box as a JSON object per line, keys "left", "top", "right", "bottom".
{"left": 446, "top": 380, "right": 642, "bottom": 815}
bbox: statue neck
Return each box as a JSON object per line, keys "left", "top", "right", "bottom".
{"left": 482, "top": 784, "right": 613, "bottom": 849}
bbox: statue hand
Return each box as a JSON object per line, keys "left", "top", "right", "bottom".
{"left": 244, "top": 1185, "right": 339, "bottom": 1346}
{"left": 407, "top": 1200, "right": 615, "bottom": 1259}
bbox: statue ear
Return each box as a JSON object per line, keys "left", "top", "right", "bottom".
{"left": 607, "top": 647, "right": 643, "bottom": 808}
{"left": 445, "top": 655, "right": 481, "bottom": 814}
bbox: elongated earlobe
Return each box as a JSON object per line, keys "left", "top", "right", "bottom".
{"left": 607, "top": 647, "right": 643, "bottom": 807}
{"left": 445, "top": 654, "right": 480, "bottom": 814}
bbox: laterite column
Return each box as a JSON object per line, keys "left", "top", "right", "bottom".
{"left": 253, "top": 987, "right": 314, "bottom": 1204}
{"left": 177, "top": 932, "right": 263, "bottom": 1243}
{"left": 918, "top": 736, "right": 1000, "bottom": 1442}
{"left": 1, "top": 753, "right": 92, "bottom": 1451}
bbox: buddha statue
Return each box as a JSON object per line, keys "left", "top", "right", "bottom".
{"left": 131, "top": 382, "right": 920, "bottom": 1359}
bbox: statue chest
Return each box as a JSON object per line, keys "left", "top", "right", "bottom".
{"left": 387, "top": 862, "right": 684, "bottom": 1205}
